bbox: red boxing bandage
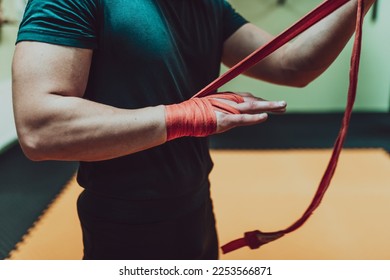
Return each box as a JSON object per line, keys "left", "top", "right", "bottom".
{"left": 165, "top": 92, "right": 244, "bottom": 141}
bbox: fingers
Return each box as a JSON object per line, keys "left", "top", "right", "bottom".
{"left": 214, "top": 92, "right": 287, "bottom": 114}
{"left": 231, "top": 92, "right": 257, "bottom": 98}
{"left": 240, "top": 92, "right": 286, "bottom": 113}
{"left": 237, "top": 99, "right": 287, "bottom": 114}
{"left": 212, "top": 91, "right": 287, "bottom": 134}
{"left": 216, "top": 112, "right": 269, "bottom": 133}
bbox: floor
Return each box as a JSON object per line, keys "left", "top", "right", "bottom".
{"left": 8, "top": 149, "right": 390, "bottom": 260}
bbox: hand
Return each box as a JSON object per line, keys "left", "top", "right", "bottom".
{"left": 165, "top": 91, "right": 287, "bottom": 141}
{"left": 212, "top": 92, "right": 287, "bottom": 134}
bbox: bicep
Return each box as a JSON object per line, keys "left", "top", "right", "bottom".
{"left": 12, "top": 41, "right": 93, "bottom": 100}
{"left": 12, "top": 41, "right": 93, "bottom": 140}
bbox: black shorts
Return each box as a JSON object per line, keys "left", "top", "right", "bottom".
{"left": 77, "top": 190, "right": 219, "bottom": 260}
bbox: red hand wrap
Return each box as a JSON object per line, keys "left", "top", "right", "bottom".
{"left": 165, "top": 92, "right": 244, "bottom": 141}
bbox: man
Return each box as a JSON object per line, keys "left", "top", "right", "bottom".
{"left": 12, "top": 0, "right": 374, "bottom": 259}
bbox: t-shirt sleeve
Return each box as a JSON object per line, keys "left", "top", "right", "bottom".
{"left": 16, "top": 0, "right": 99, "bottom": 49}
{"left": 222, "top": 0, "right": 248, "bottom": 41}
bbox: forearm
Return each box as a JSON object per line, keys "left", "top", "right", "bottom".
{"left": 15, "top": 94, "right": 167, "bottom": 162}
{"left": 281, "top": 0, "right": 375, "bottom": 85}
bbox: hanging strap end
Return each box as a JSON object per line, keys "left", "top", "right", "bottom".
{"left": 221, "top": 230, "right": 285, "bottom": 254}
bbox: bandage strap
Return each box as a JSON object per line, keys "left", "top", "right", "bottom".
{"left": 190, "top": 0, "right": 364, "bottom": 254}
{"left": 165, "top": 93, "right": 244, "bottom": 141}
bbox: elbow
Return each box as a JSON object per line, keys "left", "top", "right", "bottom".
{"left": 17, "top": 129, "right": 49, "bottom": 161}
{"left": 280, "top": 56, "right": 323, "bottom": 88}
{"left": 282, "top": 70, "right": 319, "bottom": 88}
{"left": 287, "top": 77, "right": 312, "bottom": 88}
{"left": 19, "top": 140, "right": 47, "bottom": 162}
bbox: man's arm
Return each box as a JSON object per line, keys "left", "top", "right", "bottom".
{"left": 12, "top": 42, "right": 168, "bottom": 162}
{"left": 13, "top": 42, "right": 286, "bottom": 162}
{"left": 222, "top": 0, "right": 375, "bottom": 87}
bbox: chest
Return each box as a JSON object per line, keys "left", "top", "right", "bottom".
{"left": 98, "top": 0, "right": 223, "bottom": 61}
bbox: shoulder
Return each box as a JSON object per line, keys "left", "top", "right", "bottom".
{"left": 17, "top": 0, "right": 101, "bottom": 49}
{"left": 22, "top": 0, "right": 100, "bottom": 21}
{"left": 24, "top": 0, "right": 100, "bottom": 10}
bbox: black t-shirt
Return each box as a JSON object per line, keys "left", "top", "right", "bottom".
{"left": 17, "top": 0, "right": 247, "bottom": 203}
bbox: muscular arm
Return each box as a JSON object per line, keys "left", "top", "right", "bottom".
{"left": 222, "top": 0, "right": 375, "bottom": 87}
{"left": 13, "top": 42, "right": 286, "bottom": 162}
{"left": 12, "top": 42, "right": 167, "bottom": 162}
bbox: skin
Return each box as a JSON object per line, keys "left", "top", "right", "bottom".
{"left": 12, "top": 0, "right": 375, "bottom": 162}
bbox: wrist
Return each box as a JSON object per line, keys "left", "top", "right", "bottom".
{"left": 165, "top": 98, "right": 216, "bottom": 141}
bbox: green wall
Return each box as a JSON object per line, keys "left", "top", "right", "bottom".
{"left": 0, "top": 25, "right": 17, "bottom": 82}
{"left": 0, "top": 0, "right": 21, "bottom": 81}
{"left": 0, "top": 0, "right": 22, "bottom": 152}
{"left": 223, "top": 0, "right": 390, "bottom": 112}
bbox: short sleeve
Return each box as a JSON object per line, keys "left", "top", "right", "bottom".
{"left": 16, "top": 0, "right": 99, "bottom": 49}
{"left": 222, "top": 0, "right": 248, "bottom": 41}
